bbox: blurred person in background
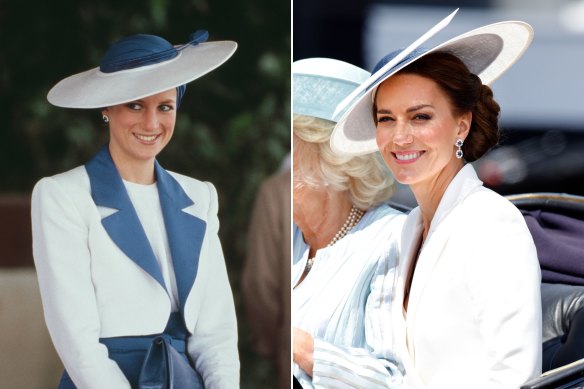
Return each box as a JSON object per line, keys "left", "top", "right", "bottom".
{"left": 332, "top": 17, "right": 542, "bottom": 389}
{"left": 241, "top": 154, "right": 291, "bottom": 389}
{"left": 31, "top": 30, "right": 239, "bottom": 388}
{"left": 292, "top": 58, "right": 406, "bottom": 388}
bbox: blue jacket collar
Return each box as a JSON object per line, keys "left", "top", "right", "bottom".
{"left": 85, "top": 145, "right": 206, "bottom": 316}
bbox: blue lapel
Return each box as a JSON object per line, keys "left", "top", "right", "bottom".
{"left": 85, "top": 145, "right": 206, "bottom": 314}
{"left": 86, "top": 145, "right": 166, "bottom": 289}
{"left": 154, "top": 161, "right": 206, "bottom": 316}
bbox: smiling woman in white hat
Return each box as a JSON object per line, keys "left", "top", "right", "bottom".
{"left": 31, "top": 30, "right": 239, "bottom": 388}
{"left": 331, "top": 14, "right": 542, "bottom": 389}
{"left": 292, "top": 57, "right": 406, "bottom": 389}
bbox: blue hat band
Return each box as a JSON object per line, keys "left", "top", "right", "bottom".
{"left": 98, "top": 30, "right": 209, "bottom": 108}
{"left": 99, "top": 30, "right": 209, "bottom": 74}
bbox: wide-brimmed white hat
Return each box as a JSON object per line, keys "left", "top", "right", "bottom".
{"left": 293, "top": 57, "right": 369, "bottom": 122}
{"left": 330, "top": 10, "right": 533, "bottom": 156}
{"left": 47, "top": 30, "right": 237, "bottom": 108}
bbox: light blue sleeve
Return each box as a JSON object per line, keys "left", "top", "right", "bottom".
{"left": 311, "top": 237, "right": 406, "bottom": 389}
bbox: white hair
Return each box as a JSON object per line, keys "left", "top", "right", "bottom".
{"left": 293, "top": 114, "right": 396, "bottom": 210}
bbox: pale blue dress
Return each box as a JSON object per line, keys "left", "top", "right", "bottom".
{"left": 292, "top": 204, "right": 407, "bottom": 388}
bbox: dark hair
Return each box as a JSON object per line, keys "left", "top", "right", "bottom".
{"left": 374, "top": 51, "right": 500, "bottom": 162}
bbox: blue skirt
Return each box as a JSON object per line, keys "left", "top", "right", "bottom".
{"left": 57, "top": 313, "right": 203, "bottom": 388}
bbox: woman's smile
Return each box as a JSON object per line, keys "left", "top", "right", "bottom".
{"left": 393, "top": 150, "right": 425, "bottom": 164}
{"left": 133, "top": 132, "right": 162, "bottom": 144}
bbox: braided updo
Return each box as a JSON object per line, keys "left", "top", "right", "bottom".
{"left": 396, "top": 51, "right": 501, "bottom": 162}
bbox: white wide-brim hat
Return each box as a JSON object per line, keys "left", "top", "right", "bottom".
{"left": 330, "top": 10, "right": 533, "bottom": 156}
{"left": 293, "top": 57, "right": 370, "bottom": 122}
{"left": 47, "top": 31, "right": 237, "bottom": 109}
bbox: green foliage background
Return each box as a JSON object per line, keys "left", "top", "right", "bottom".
{"left": 0, "top": 0, "right": 290, "bottom": 387}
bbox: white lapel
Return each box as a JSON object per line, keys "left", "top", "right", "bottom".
{"left": 395, "top": 207, "right": 423, "bottom": 312}
{"left": 398, "top": 164, "right": 484, "bottom": 363}
{"left": 404, "top": 217, "right": 451, "bottom": 355}
{"left": 392, "top": 207, "right": 423, "bottom": 370}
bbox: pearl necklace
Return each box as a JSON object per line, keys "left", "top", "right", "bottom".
{"left": 305, "top": 205, "right": 364, "bottom": 273}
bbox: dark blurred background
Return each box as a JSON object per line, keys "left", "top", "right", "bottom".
{"left": 294, "top": 0, "right": 584, "bottom": 206}
{"left": 0, "top": 0, "right": 289, "bottom": 388}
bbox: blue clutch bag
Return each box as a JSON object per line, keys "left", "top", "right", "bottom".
{"left": 138, "top": 336, "right": 204, "bottom": 389}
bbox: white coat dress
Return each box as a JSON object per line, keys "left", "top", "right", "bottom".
{"left": 394, "top": 164, "right": 542, "bottom": 389}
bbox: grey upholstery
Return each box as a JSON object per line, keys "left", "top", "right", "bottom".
{"left": 542, "top": 283, "right": 584, "bottom": 343}
{"left": 541, "top": 283, "right": 584, "bottom": 371}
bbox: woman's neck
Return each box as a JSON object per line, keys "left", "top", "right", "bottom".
{"left": 296, "top": 191, "right": 353, "bottom": 257}
{"left": 109, "top": 146, "right": 156, "bottom": 185}
{"left": 410, "top": 162, "right": 464, "bottom": 240}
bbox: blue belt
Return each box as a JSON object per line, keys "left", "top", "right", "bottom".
{"left": 99, "top": 312, "right": 188, "bottom": 353}
{"left": 58, "top": 312, "right": 191, "bottom": 388}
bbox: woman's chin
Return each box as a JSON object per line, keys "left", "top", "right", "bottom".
{"left": 392, "top": 170, "right": 419, "bottom": 186}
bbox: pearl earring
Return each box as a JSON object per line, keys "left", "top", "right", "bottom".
{"left": 455, "top": 138, "right": 464, "bottom": 159}
{"left": 102, "top": 114, "right": 110, "bottom": 123}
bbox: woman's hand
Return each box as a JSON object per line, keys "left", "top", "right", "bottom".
{"left": 293, "top": 327, "right": 314, "bottom": 377}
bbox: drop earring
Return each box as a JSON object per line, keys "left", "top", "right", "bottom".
{"left": 455, "top": 138, "right": 464, "bottom": 159}
{"left": 102, "top": 114, "right": 109, "bottom": 123}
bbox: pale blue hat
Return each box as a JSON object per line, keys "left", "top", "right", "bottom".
{"left": 292, "top": 58, "right": 369, "bottom": 122}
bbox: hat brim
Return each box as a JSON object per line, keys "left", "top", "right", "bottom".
{"left": 47, "top": 41, "right": 237, "bottom": 108}
{"left": 330, "top": 21, "right": 533, "bottom": 156}
{"left": 293, "top": 57, "right": 370, "bottom": 121}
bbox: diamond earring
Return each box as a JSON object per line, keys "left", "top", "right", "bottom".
{"left": 455, "top": 138, "right": 464, "bottom": 159}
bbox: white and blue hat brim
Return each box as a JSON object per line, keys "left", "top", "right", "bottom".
{"left": 293, "top": 57, "right": 370, "bottom": 122}
{"left": 47, "top": 41, "right": 237, "bottom": 109}
{"left": 330, "top": 20, "right": 533, "bottom": 156}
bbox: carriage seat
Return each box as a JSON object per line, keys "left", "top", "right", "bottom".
{"left": 508, "top": 193, "right": 584, "bottom": 379}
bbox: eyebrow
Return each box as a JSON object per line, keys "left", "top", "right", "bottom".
{"left": 130, "top": 99, "right": 176, "bottom": 105}
{"left": 376, "top": 104, "right": 433, "bottom": 115}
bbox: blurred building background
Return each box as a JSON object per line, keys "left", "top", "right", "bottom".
{"left": 0, "top": 1, "right": 289, "bottom": 388}
{"left": 294, "top": 0, "right": 584, "bottom": 206}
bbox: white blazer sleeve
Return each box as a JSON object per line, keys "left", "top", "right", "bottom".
{"left": 312, "top": 247, "right": 405, "bottom": 389}
{"left": 462, "top": 205, "right": 542, "bottom": 388}
{"left": 31, "top": 177, "right": 130, "bottom": 389}
{"left": 186, "top": 182, "right": 240, "bottom": 388}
